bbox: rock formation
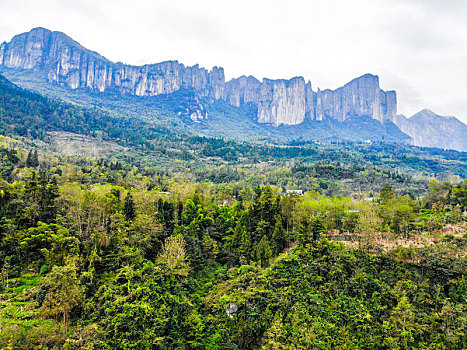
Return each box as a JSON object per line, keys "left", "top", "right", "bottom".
{"left": 0, "top": 27, "right": 224, "bottom": 99}
{"left": 223, "top": 74, "right": 396, "bottom": 126}
{"left": 0, "top": 27, "right": 401, "bottom": 127}
{"left": 257, "top": 77, "right": 307, "bottom": 126}
{"left": 315, "top": 74, "right": 396, "bottom": 123}
{"left": 224, "top": 75, "right": 261, "bottom": 107}
{"left": 394, "top": 110, "right": 467, "bottom": 152}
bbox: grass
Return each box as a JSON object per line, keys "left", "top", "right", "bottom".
{"left": 0, "top": 272, "right": 65, "bottom": 349}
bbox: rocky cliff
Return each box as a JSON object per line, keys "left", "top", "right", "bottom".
{"left": 0, "top": 27, "right": 224, "bottom": 99}
{"left": 223, "top": 74, "right": 395, "bottom": 126}
{"left": 1, "top": 28, "right": 401, "bottom": 128}
{"left": 395, "top": 110, "right": 467, "bottom": 151}
{"left": 315, "top": 74, "right": 396, "bottom": 122}
{"left": 224, "top": 75, "right": 261, "bottom": 107}
{"left": 257, "top": 77, "right": 308, "bottom": 126}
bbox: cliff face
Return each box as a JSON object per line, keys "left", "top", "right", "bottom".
{"left": 224, "top": 75, "right": 261, "bottom": 107}
{"left": 0, "top": 27, "right": 224, "bottom": 99}
{"left": 0, "top": 28, "right": 399, "bottom": 127}
{"left": 395, "top": 110, "right": 467, "bottom": 152}
{"left": 1, "top": 27, "right": 403, "bottom": 129}
{"left": 257, "top": 77, "right": 307, "bottom": 126}
{"left": 315, "top": 74, "right": 396, "bottom": 122}
{"left": 224, "top": 74, "right": 395, "bottom": 126}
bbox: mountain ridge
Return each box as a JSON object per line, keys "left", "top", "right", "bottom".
{"left": 1, "top": 27, "right": 466, "bottom": 151}
{"left": 0, "top": 27, "right": 396, "bottom": 125}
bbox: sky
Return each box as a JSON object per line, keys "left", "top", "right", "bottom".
{"left": 1, "top": 0, "right": 466, "bottom": 122}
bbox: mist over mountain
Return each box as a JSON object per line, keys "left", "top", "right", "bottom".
{"left": 1, "top": 27, "right": 465, "bottom": 150}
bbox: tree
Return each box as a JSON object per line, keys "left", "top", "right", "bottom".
{"left": 238, "top": 226, "right": 251, "bottom": 263}
{"left": 383, "top": 294, "right": 419, "bottom": 349}
{"left": 311, "top": 216, "right": 325, "bottom": 242}
{"left": 253, "top": 235, "right": 272, "bottom": 267}
{"left": 40, "top": 258, "right": 84, "bottom": 330}
{"left": 271, "top": 216, "right": 288, "bottom": 255}
{"left": 156, "top": 234, "right": 190, "bottom": 276}
{"left": 26, "top": 149, "right": 39, "bottom": 168}
{"left": 356, "top": 203, "right": 382, "bottom": 251}
{"left": 380, "top": 196, "right": 414, "bottom": 235}
{"left": 124, "top": 192, "right": 136, "bottom": 222}
{"left": 39, "top": 175, "right": 60, "bottom": 223}
{"left": 297, "top": 218, "right": 311, "bottom": 246}
{"left": 379, "top": 183, "right": 395, "bottom": 204}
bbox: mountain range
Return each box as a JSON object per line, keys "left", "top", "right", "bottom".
{"left": 0, "top": 27, "right": 466, "bottom": 151}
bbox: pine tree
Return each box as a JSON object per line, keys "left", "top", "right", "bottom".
{"left": 26, "top": 149, "right": 39, "bottom": 168}
{"left": 26, "top": 150, "right": 34, "bottom": 167}
{"left": 380, "top": 183, "right": 395, "bottom": 204}
{"left": 25, "top": 171, "right": 38, "bottom": 199}
{"left": 32, "top": 150, "right": 39, "bottom": 167}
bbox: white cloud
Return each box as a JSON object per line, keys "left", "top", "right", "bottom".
{"left": 1, "top": 0, "right": 466, "bottom": 122}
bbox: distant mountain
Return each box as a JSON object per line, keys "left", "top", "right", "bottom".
{"left": 1, "top": 27, "right": 465, "bottom": 150}
{"left": 395, "top": 110, "right": 467, "bottom": 152}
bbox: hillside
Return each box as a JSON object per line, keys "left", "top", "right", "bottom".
{"left": 0, "top": 72, "right": 465, "bottom": 189}
{"left": 0, "top": 45, "right": 466, "bottom": 350}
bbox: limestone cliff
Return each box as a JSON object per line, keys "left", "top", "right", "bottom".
{"left": 224, "top": 75, "right": 261, "bottom": 107}
{"left": 0, "top": 27, "right": 224, "bottom": 99}
{"left": 1, "top": 27, "right": 402, "bottom": 129}
{"left": 224, "top": 74, "right": 394, "bottom": 126}
{"left": 315, "top": 74, "right": 396, "bottom": 122}
{"left": 257, "top": 77, "right": 308, "bottom": 126}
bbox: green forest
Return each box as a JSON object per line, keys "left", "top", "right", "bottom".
{"left": 0, "top": 73, "right": 466, "bottom": 349}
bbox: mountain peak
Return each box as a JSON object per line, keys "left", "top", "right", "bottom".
{"left": 413, "top": 109, "right": 437, "bottom": 117}
{"left": 395, "top": 109, "right": 467, "bottom": 151}
{"left": 29, "top": 27, "right": 52, "bottom": 34}
{"left": 410, "top": 109, "right": 463, "bottom": 124}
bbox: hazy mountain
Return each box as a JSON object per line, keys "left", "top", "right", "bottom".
{"left": 395, "top": 110, "right": 467, "bottom": 152}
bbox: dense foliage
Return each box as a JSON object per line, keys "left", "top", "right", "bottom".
{"left": 0, "top": 145, "right": 465, "bottom": 349}
{"left": 0, "top": 72, "right": 465, "bottom": 349}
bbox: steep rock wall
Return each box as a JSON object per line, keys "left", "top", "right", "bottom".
{"left": 1, "top": 28, "right": 399, "bottom": 127}
{"left": 315, "top": 74, "right": 396, "bottom": 122}
{"left": 0, "top": 27, "right": 224, "bottom": 98}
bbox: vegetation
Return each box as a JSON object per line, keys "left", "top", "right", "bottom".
{"left": 0, "top": 72, "right": 465, "bottom": 349}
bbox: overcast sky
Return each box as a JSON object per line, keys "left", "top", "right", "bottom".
{"left": 1, "top": 0, "right": 466, "bottom": 122}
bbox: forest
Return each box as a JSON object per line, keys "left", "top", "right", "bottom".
{"left": 0, "top": 143, "right": 465, "bottom": 349}
{"left": 0, "top": 73, "right": 466, "bottom": 349}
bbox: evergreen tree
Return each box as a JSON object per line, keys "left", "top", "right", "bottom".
{"left": 24, "top": 171, "right": 38, "bottom": 199}
{"left": 26, "top": 149, "right": 39, "bottom": 168}
{"left": 380, "top": 183, "right": 395, "bottom": 204}
{"left": 254, "top": 235, "right": 272, "bottom": 267}
{"left": 271, "top": 216, "right": 288, "bottom": 255}
{"left": 32, "top": 150, "right": 39, "bottom": 167}
{"left": 124, "top": 192, "right": 136, "bottom": 222}
{"left": 311, "top": 216, "right": 325, "bottom": 242}
{"left": 44, "top": 176, "right": 60, "bottom": 222}
{"left": 26, "top": 150, "right": 33, "bottom": 167}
